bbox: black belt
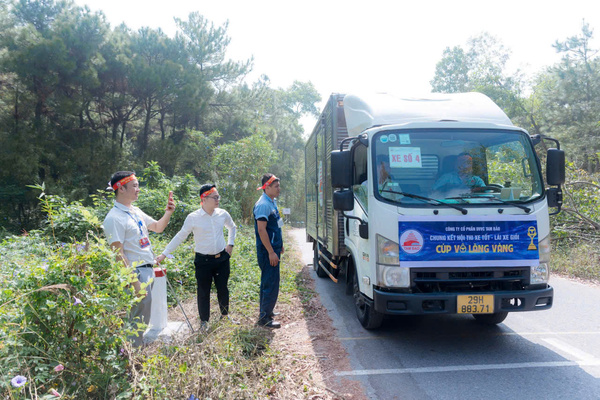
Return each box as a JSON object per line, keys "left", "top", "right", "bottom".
{"left": 136, "top": 264, "right": 154, "bottom": 268}
{"left": 196, "top": 249, "right": 226, "bottom": 259}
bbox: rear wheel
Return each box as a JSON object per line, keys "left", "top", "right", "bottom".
{"left": 353, "top": 268, "right": 383, "bottom": 329}
{"left": 314, "top": 244, "right": 327, "bottom": 278}
{"left": 473, "top": 311, "right": 508, "bottom": 325}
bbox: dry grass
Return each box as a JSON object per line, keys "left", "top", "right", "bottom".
{"left": 126, "top": 229, "right": 367, "bottom": 399}
{"left": 552, "top": 240, "right": 600, "bottom": 284}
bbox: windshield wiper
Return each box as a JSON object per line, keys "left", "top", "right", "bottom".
{"left": 446, "top": 194, "right": 531, "bottom": 213}
{"left": 381, "top": 189, "right": 468, "bottom": 215}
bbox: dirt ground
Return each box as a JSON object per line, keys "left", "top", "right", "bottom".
{"left": 164, "top": 236, "right": 368, "bottom": 400}
{"left": 268, "top": 263, "right": 368, "bottom": 400}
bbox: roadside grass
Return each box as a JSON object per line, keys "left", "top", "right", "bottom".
{"left": 0, "top": 225, "right": 328, "bottom": 399}
{"left": 118, "top": 225, "right": 328, "bottom": 399}
{"left": 552, "top": 240, "right": 600, "bottom": 283}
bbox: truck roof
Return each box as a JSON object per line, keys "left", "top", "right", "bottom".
{"left": 342, "top": 92, "right": 513, "bottom": 137}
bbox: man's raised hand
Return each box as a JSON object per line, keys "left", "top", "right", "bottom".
{"left": 166, "top": 191, "right": 176, "bottom": 212}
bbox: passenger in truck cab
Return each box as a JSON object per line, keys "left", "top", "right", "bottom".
{"left": 377, "top": 157, "right": 402, "bottom": 201}
{"left": 432, "top": 152, "right": 485, "bottom": 194}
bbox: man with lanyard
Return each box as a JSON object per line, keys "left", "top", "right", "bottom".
{"left": 156, "top": 184, "right": 237, "bottom": 331}
{"left": 253, "top": 173, "right": 284, "bottom": 329}
{"left": 102, "top": 171, "right": 175, "bottom": 347}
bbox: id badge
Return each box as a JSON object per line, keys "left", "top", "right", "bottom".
{"left": 139, "top": 237, "right": 150, "bottom": 248}
{"left": 277, "top": 218, "right": 284, "bottom": 228}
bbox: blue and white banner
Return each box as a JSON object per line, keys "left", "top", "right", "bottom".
{"left": 398, "top": 215, "right": 539, "bottom": 267}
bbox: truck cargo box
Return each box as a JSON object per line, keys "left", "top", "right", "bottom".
{"left": 305, "top": 93, "right": 348, "bottom": 257}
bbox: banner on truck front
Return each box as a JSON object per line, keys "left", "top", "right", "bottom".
{"left": 397, "top": 215, "right": 539, "bottom": 267}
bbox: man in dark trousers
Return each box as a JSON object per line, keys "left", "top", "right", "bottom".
{"left": 253, "top": 173, "right": 284, "bottom": 329}
{"left": 156, "top": 184, "right": 237, "bottom": 331}
{"left": 102, "top": 171, "right": 175, "bottom": 347}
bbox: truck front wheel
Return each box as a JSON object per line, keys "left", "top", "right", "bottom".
{"left": 473, "top": 311, "right": 508, "bottom": 325}
{"left": 353, "top": 269, "right": 383, "bottom": 329}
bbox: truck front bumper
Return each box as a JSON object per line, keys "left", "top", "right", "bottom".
{"left": 372, "top": 286, "right": 553, "bottom": 315}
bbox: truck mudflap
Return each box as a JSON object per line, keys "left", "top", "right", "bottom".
{"left": 372, "top": 286, "right": 553, "bottom": 315}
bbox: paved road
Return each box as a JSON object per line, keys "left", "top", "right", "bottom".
{"left": 289, "top": 228, "right": 600, "bottom": 400}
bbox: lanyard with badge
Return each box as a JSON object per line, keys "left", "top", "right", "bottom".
{"left": 275, "top": 208, "right": 284, "bottom": 228}
{"left": 123, "top": 210, "right": 150, "bottom": 249}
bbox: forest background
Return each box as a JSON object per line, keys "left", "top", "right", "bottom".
{"left": 1, "top": 0, "right": 600, "bottom": 247}
{"left": 1, "top": 0, "right": 600, "bottom": 398}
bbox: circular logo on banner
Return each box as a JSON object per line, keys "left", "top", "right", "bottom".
{"left": 400, "top": 229, "right": 424, "bottom": 254}
{"left": 380, "top": 135, "right": 388, "bottom": 144}
{"left": 388, "top": 134, "right": 397, "bottom": 142}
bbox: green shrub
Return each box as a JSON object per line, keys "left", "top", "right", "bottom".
{"left": 0, "top": 235, "right": 139, "bottom": 399}
{"left": 2, "top": 162, "right": 311, "bottom": 398}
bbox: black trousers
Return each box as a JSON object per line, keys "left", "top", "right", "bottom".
{"left": 194, "top": 250, "right": 230, "bottom": 322}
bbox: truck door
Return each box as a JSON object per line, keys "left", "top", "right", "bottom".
{"left": 350, "top": 144, "right": 371, "bottom": 292}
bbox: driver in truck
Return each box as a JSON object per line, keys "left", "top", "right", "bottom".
{"left": 432, "top": 152, "right": 485, "bottom": 194}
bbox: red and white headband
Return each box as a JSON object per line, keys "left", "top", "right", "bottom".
{"left": 200, "top": 187, "right": 217, "bottom": 200}
{"left": 257, "top": 175, "right": 279, "bottom": 190}
{"left": 112, "top": 174, "right": 136, "bottom": 191}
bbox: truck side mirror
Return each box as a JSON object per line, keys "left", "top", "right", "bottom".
{"left": 333, "top": 189, "right": 354, "bottom": 211}
{"left": 546, "top": 148, "right": 565, "bottom": 185}
{"left": 331, "top": 150, "right": 352, "bottom": 188}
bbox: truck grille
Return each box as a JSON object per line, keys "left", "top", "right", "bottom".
{"left": 412, "top": 267, "right": 530, "bottom": 293}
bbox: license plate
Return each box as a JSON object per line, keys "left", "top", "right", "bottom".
{"left": 457, "top": 295, "right": 494, "bottom": 314}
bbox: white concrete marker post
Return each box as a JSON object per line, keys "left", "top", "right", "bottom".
{"left": 144, "top": 267, "right": 191, "bottom": 344}
{"left": 149, "top": 267, "right": 167, "bottom": 330}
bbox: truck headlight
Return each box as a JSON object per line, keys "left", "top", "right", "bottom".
{"left": 377, "top": 265, "right": 410, "bottom": 288}
{"left": 531, "top": 235, "right": 550, "bottom": 284}
{"left": 376, "top": 234, "right": 409, "bottom": 287}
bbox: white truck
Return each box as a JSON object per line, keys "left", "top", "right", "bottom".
{"left": 305, "top": 92, "right": 565, "bottom": 329}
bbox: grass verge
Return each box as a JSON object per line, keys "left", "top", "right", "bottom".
{"left": 127, "top": 225, "right": 336, "bottom": 399}
{"left": 552, "top": 240, "right": 600, "bottom": 283}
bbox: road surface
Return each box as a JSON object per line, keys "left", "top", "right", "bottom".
{"left": 289, "top": 228, "right": 600, "bottom": 400}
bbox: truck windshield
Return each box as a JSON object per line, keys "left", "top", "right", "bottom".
{"left": 372, "top": 129, "right": 543, "bottom": 206}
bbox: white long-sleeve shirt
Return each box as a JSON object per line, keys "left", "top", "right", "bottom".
{"left": 161, "top": 207, "right": 236, "bottom": 256}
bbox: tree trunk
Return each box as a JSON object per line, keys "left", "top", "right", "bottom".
{"left": 13, "top": 86, "right": 19, "bottom": 137}
{"left": 120, "top": 121, "right": 127, "bottom": 148}
{"left": 141, "top": 105, "right": 152, "bottom": 155}
{"left": 112, "top": 119, "right": 119, "bottom": 142}
{"left": 159, "top": 110, "right": 166, "bottom": 140}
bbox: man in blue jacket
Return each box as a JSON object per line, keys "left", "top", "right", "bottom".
{"left": 253, "top": 173, "right": 284, "bottom": 329}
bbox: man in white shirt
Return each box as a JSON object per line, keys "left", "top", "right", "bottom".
{"left": 156, "top": 184, "right": 237, "bottom": 330}
{"left": 102, "top": 171, "right": 176, "bottom": 347}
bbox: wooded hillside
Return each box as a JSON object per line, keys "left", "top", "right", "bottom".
{"left": 0, "top": 0, "right": 319, "bottom": 232}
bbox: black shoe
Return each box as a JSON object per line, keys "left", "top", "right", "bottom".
{"left": 200, "top": 321, "right": 209, "bottom": 333}
{"left": 269, "top": 312, "right": 280, "bottom": 318}
{"left": 258, "top": 319, "right": 281, "bottom": 329}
